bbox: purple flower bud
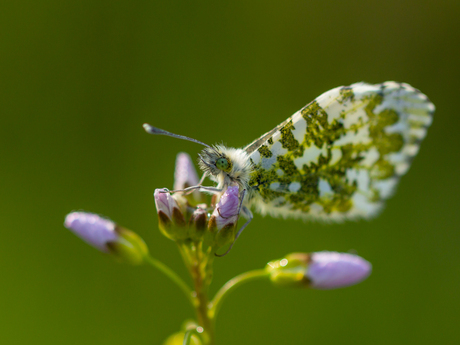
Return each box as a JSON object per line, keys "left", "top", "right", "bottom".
{"left": 64, "top": 211, "right": 148, "bottom": 264}
{"left": 154, "top": 188, "right": 186, "bottom": 240}
{"left": 267, "top": 252, "right": 371, "bottom": 289}
{"left": 211, "top": 186, "right": 239, "bottom": 230}
{"left": 174, "top": 153, "right": 200, "bottom": 191}
{"left": 307, "top": 251, "right": 372, "bottom": 289}
{"left": 64, "top": 212, "right": 119, "bottom": 252}
{"left": 154, "top": 189, "right": 178, "bottom": 220}
{"left": 191, "top": 207, "right": 207, "bottom": 230}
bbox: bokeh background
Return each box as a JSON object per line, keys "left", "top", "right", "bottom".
{"left": 1, "top": 1, "right": 459, "bottom": 344}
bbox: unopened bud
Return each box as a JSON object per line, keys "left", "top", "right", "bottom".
{"left": 188, "top": 206, "right": 207, "bottom": 241}
{"left": 208, "top": 186, "right": 239, "bottom": 247}
{"left": 154, "top": 188, "right": 187, "bottom": 240}
{"left": 307, "top": 251, "right": 372, "bottom": 289}
{"left": 64, "top": 212, "right": 148, "bottom": 265}
{"left": 267, "top": 251, "right": 371, "bottom": 289}
{"left": 174, "top": 152, "right": 203, "bottom": 203}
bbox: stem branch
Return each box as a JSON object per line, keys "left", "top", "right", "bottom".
{"left": 210, "top": 269, "right": 269, "bottom": 319}
{"left": 144, "top": 254, "right": 195, "bottom": 307}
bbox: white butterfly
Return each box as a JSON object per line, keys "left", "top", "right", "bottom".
{"left": 145, "top": 81, "right": 434, "bottom": 251}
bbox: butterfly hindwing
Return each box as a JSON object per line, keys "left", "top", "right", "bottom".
{"left": 246, "top": 82, "right": 434, "bottom": 221}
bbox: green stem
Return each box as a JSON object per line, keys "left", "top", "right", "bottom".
{"left": 189, "top": 245, "right": 215, "bottom": 345}
{"left": 144, "top": 254, "right": 195, "bottom": 307}
{"left": 182, "top": 330, "right": 193, "bottom": 345}
{"left": 210, "top": 269, "right": 269, "bottom": 320}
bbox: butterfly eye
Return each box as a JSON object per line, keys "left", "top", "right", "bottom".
{"left": 216, "top": 157, "right": 231, "bottom": 172}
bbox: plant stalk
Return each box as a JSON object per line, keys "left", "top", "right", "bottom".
{"left": 144, "top": 254, "right": 195, "bottom": 307}
{"left": 210, "top": 269, "right": 268, "bottom": 320}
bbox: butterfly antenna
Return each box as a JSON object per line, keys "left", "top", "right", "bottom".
{"left": 143, "top": 123, "right": 212, "bottom": 148}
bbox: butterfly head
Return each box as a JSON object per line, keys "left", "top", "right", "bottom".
{"left": 142, "top": 124, "right": 252, "bottom": 190}
{"left": 198, "top": 145, "right": 253, "bottom": 192}
{"left": 215, "top": 157, "right": 231, "bottom": 172}
{"left": 198, "top": 146, "right": 233, "bottom": 177}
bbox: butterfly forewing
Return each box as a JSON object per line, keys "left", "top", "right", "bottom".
{"left": 246, "top": 82, "right": 434, "bottom": 221}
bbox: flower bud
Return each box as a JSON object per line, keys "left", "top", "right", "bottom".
{"left": 210, "top": 186, "right": 239, "bottom": 229}
{"left": 188, "top": 206, "right": 207, "bottom": 241}
{"left": 64, "top": 212, "right": 148, "bottom": 265}
{"left": 267, "top": 251, "right": 371, "bottom": 289}
{"left": 307, "top": 251, "right": 372, "bottom": 289}
{"left": 174, "top": 152, "right": 202, "bottom": 203}
{"left": 154, "top": 188, "right": 187, "bottom": 241}
{"left": 64, "top": 212, "right": 117, "bottom": 252}
{"left": 208, "top": 186, "right": 239, "bottom": 247}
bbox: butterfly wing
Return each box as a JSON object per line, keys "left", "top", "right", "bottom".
{"left": 246, "top": 82, "right": 434, "bottom": 221}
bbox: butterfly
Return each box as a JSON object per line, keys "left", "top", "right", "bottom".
{"left": 145, "top": 81, "right": 434, "bottom": 250}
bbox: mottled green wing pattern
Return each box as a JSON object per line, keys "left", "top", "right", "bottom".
{"left": 246, "top": 82, "right": 434, "bottom": 221}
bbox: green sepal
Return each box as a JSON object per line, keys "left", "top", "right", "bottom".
{"left": 107, "top": 227, "right": 149, "bottom": 265}
{"left": 214, "top": 224, "right": 236, "bottom": 248}
{"left": 158, "top": 208, "right": 188, "bottom": 242}
{"left": 268, "top": 269, "right": 307, "bottom": 288}
{"left": 266, "top": 253, "right": 311, "bottom": 288}
{"left": 187, "top": 208, "right": 207, "bottom": 242}
{"left": 205, "top": 215, "right": 236, "bottom": 250}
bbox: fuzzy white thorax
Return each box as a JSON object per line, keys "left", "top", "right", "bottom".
{"left": 198, "top": 145, "right": 253, "bottom": 198}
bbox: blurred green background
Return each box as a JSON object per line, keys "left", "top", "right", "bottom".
{"left": 1, "top": 1, "right": 459, "bottom": 344}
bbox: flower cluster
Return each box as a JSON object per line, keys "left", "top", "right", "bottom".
{"left": 63, "top": 152, "right": 372, "bottom": 289}
{"left": 63, "top": 152, "right": 241, "bottom": 261}
{"left": 153, "top": 153, "right": 240, "bottom": 251}
{"left": 63, "top": 150, "right": 372, "bottom": 345}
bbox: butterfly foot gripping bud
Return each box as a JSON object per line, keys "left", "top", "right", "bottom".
{"left": 154, "top": 188, "right": 187, "bottom": 241}
{"left": 64, "top": 212, "right": 148, "bottom": 265}
{"left": 267, "top": 251, "right": 372, "bottom": 289}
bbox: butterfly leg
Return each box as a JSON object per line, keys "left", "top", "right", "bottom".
{"left": 234, "top": 206, "right": 253, "bottom": 242}
{"left": 183, "top": 173, "right": 208, "bottom": 196}
{"left": 162, "top": 185, "right": 223, "bottom": 194}
{"left": 215, "top": 206, "right": 253, "bottom": 257}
